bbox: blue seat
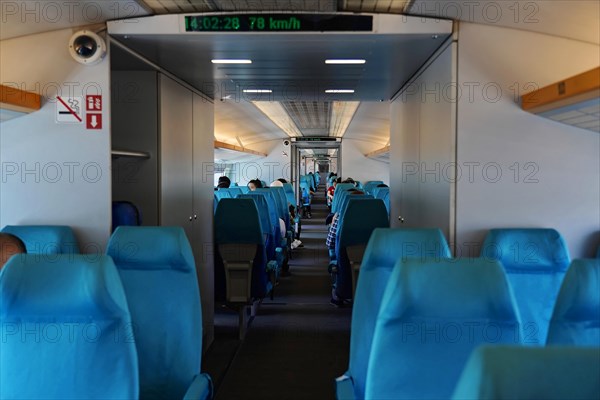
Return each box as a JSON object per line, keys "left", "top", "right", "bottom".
{"left": 365, "top": 258, "right": 521, "bottom": 400}
{"left": 112, "top": 201, "right": 142, "bottom": 232}
{"left": 481, "top": 228, "right": 571, "bottom": 345}
{"left": 1, "top": 225, "right": 79, "bottom": 254}
{"left": 239, "top": 186, "right": 250, "bottom": 194}
{"left": 0, "top": 254, "right": 139, "bottom": 399}
{"left": 334, "top": 198, "right": 389, "bottom": 301}
{"left": 282, "top": 183, "right": 296, "bottom": 208}
{"left": 363, "top": 181, "right": 384, "bottom": 195}
{"left": 331, "top": 183, "right": 355, "bottom": 213}
{"left": 547, "top": 258, "right": 600, "bottom": 346}
{"left": 238, "top": 193, "right": 278, "bottom": 261}
{"left": 336, "top": 228, "right": 452, "bottom": 400}
{"left": 374, "top": 187, "right": 389, "bottom": 202}
{"left": 299, "top": 181, "right": 312, "bottom": 207}
{"left": 214, "top": 198, "right": 271, "bottom": 302}
{"left": 596, "top": 245, "right": 600, "bottom": 258}
{"left": 452, "top": 346, "right": 600, "bottom": 399}
{"left": 215, "top": 188, "right": 233, "bottom": 201}
{"left": 106, "top": 226, "right": 212, "bottom": 400}
{"left": 227, "top": 187, "right": 243, "bottom": 198}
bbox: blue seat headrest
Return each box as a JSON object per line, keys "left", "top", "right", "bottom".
{"left": 481, "top": 228, "right": 570, "bottom": 272}
{"left": 1, "top": 254, "right": 129, "bottom": 319}
{"left": 362, "top": 228, "right": 452, "bottom": 269}
{"left": 1, "top": 225, "right": 79, "bottom": 254}
{"left": 389, "top": 258, "right": 519, "bottom": 321}
{"left": 107, "top": 226, "right": 194, "bottom": 272}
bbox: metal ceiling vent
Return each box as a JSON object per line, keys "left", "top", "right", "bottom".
{"left": 281, "top": 101, "right": 331, "bottom": 136}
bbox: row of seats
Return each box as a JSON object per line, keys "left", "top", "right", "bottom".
{"left": 336, "top": 227, "right": 600, "bottom": 399}
{"left": 1, "top": 226, "right": 212, "bottom": 400}
{"left": 214, "top": 184, "right": 300, "bottom": 337}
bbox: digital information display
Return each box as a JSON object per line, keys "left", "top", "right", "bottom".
{"left": 293, "top": 137, "right": 340, "bottom": 142}
{"left": 184, "top": 14, "right": 373, "bottom": 32}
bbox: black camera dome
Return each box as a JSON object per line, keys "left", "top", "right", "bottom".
{"left": 73, "top": 35, "right": 98, "bottom": 59}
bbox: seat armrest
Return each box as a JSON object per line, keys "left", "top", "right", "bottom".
{"left": 183, "top": 373, "right": 213, "bottom": 400}
{"left": 335, "top": 374, "right": 355, "bottom": 400}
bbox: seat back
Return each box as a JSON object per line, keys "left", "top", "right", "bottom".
{"left": 214, "top": 199, "right": 270, "bottom": 300}
{"left": 331, "top": 183, "right": 355, "bottom": 213}
{"left": 215, "top": 188, "right": 233, "bottom": 201}
{"left": 365, "top": 258, "right": 521, "bottom": 400}
{"left": 547, "top": 258, "right": 600, "bottom": 346}
{"left": 282, "top": 183, "right": 296, "bottom": 207}
{"left": 227, "top": 187, "right": 243, "bottom": 198}
{"left": 0, "top": 254, "right": 138, "bottom": 400}
{"left": 107, "top": 226, "right": 203, "bottom": 400}
{"left": 452, "top": 346, "right": 600, "bottom": 400}
{"left": 481, "top": 228, "right": 571, "bottom": 345}
{"left": 334, "top": 198, "right": 389, "bottom": 300}
{"left": 112, "top": 201, "right": 142, "bottom": 232}
{"left": 238, "top": 193, "right": 277, "bottom": 260}
{"left": 1, "top": 225, "right": 79, "bottom": 254}
{"left": 363, "top": 180, "right": 384, "bottom": 195}
{"left": 348, "top": 228, "right": 451, "bottom": 399}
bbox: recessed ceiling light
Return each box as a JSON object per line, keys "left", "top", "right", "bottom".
{"left": 325, "top": 89, "right": 355, "bottom": 94}
{"left": 243, "top": 89, "right": 273, "bottom": 93}
{"left": 211, "top": 59, "right": 252, "bottom": 64}
{"left": 325, "top": 59, "right": 366, "bottom": 64}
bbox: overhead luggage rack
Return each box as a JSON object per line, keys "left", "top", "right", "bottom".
{"left": 521, "top": 66, "right": 600, "bottom": 133}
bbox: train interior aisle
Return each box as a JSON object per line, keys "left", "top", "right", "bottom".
{"left": 205, "top": 181, "right": 352, "bottom": 399}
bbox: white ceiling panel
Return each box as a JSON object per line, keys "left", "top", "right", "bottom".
{"left": 409, "top": 0, "right": 600, "bottom": 44}
{"left": 0, "top": 1, "right": 150, "bottom": 40}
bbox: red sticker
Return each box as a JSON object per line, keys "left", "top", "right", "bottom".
{"left": 86, "top": 95, "right": 102, "bottom": 112}
{"left": 86, "top": 113, "right": 102, "bottom": 130}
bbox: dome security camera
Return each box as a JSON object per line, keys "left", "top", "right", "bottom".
{"left": 69, "top": 30, "right": 106, "bottom": 66}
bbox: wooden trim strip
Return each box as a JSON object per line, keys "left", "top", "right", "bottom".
{"left": 214, "top": 140, "right": 267, "bottom": 157}
{"left": 0, "top": 84, "right": 41, "bottom": 113}
{"left": 365, "top": 145, "right": 390, "bottom": 158}
{"left": 522, "top": 66, "right": 600, "bottom": 112}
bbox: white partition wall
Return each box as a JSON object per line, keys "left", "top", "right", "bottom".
{"left": 390, "top": 42, "right": 457, "bottom": 244}
{"left": 455, "top": 23, "right": 600, "bottom": 258}
{"left": 192, "top": 92, "right": 215, "bottom": 345}
{"left": 0, "top": 29, "right": 112, "bottom": 251}
{"left": 159, "top": 74, "right": 215, "bottom": 344}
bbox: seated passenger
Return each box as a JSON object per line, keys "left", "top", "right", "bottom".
{"left": 217, "top": 176, "right": 231, "bottom": 189}
{"left": 0, "top": 233, "right": 27, "bottom": 269}
{"left": 248, "top": 179, "right": 263, "bottom": 191}
{"left": 327, "top": 178, "right": 341, "bottom": 208}
{"left": 276, "top": 178, "right": 288, "bottom": 184}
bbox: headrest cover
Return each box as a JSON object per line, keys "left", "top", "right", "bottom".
{"left": 362, "top": 228, "right": 452, "bottom": 269}
{"left": 481, "top": 228, "right": 570, "bottom": 272}
{"left": 0, "top": 254, "right": 129, "bottom": 319}
{"left": 107, "top": 226, "right": 194, "bottom": 272}
{"left": 551, "top": 259, "right": 600, "bottom": 320}
{"left": 384, "top": 258, "right": 519, "bottom": 321}
{"left": 1, "top": 225, "right": 79, "bottom": 254}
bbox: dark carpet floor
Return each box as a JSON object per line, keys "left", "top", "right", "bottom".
{"left": 203, "top": 183, "right": 351, "bottom": 400}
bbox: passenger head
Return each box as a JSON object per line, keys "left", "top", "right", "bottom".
{"left": 343, "top": 178, "right": 355, "bottom": 185}
{"left": 277, "top": 178, "right": 288, "bottom": 184}
{"left": 248, "top": 179, "right": 263, "bottom": 191}
{"left": 270, "top": 180, "right": 284, "bottom": 187}
{"left": 217, "top": 176, "right": 231, "bottom": 189}
{"left": 0, "top": 233, "right": 26, "bottom": 269}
